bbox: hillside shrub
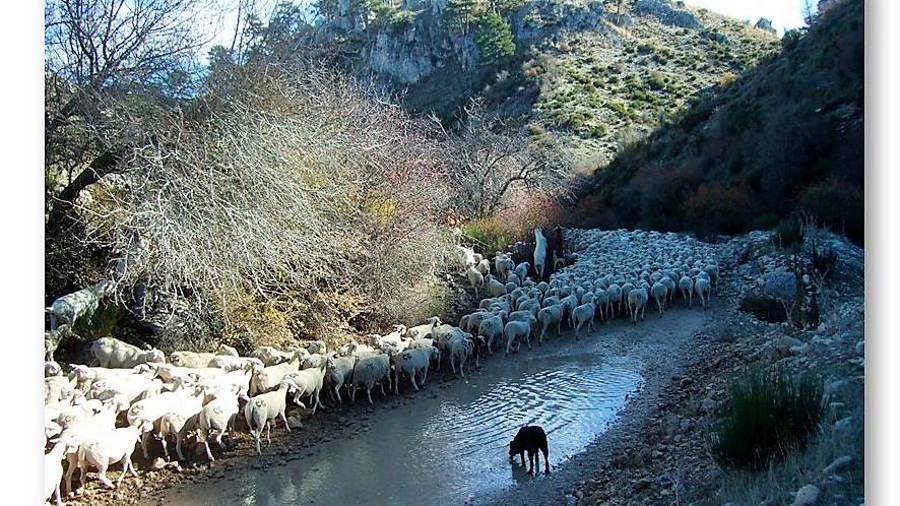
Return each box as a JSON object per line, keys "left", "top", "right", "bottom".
{"left": 798, "top": 178, "right": 864, "bottom": 243}
{"left": 710, "top": 370, "right": 826, "bottom": 471}
{"left": 476, "top": 11, "right": 516, "bottom": 65}
{"left": 775, "top": 218, "right": 804, "bottom": 250}
{"left": 683, "top": 183, "right": 758, "bottom": 236}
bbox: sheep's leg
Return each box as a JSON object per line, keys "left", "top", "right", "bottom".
{"left": 394, "top": 371, "right": 401, "bottom": 395}
{"left": 266, "top": 420, "right": 272, "bottom": 445}
{"left": 176, "top": 431, "right": 186, "bottom": 460}
{"left": 96, "top": 462, "right": 114, "bottom": 489}
{"left": 410, "top": 371, "right": 419, "bottom": 391}
{"left": 335, "top": 384, "right": 343, "bottom": 404}
{"left": 141, "top": 430, "right": 151, "bottom": 460}
{"left": 161, "top": 436, "right": 170, "bottom": 461}
{"left": 64, "top": 455, "right": 77, "bottom": 496}
{"left": 525, "top": 331, "right": 532, "bottom": 350}
{"left": 281, "top": 409, "right": 291, "bottom": 432}
{"left": 657, "top": 298, "right": 664, "bottom": 317}
{"left": 53, "top": 482, "right": 62, "bottom": 506}
{"left": 253, "top": 429, "right": 262, "bottom": 455}
{"left": 366, "top": 386, "right": 374, "bottom": 405}
{"left": 422, "top": 365, "right": 429, "bottom": 384}
{"left": 204, "top": 439, "right": 215, "bottom": 462}
{"left": 350, "top": 385, "right": 356, "bottom": 404}
{"left": 216, "top": 430, "right": 225, "bottom": 449}
{"left": 116, "top": 459, "right": 129, "bottom": 487}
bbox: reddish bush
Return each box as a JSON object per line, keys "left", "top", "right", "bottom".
{"left": 683, "top": 183, "right": 760, "bottom": 236}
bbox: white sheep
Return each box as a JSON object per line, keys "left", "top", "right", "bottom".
{"left": 504, "top": 320, "right": 532, "bottom": 355}
{"left": 679, "top": 275, "right": 694, "bottom": 307}
{"left": 44, "top": 440, "right": 70, "bottom": 506}
{"left": 169, "top": 350, "right": 219, "bottom": 368}
{"left": 476, "top": 258, "right": 491, "bottom": 276}
{"left": 90, "top": 337, "right": 165, "bottom": 368}
{"left": 126, "top": 383, "right": 204, "bottom": 459}
{"left": 242, "top": 380, "right": 301, "bottom": 455}
{"left": 477, "top": 314, "right": 505, "bottom": 355}
{"left": 484, "top": 276, "right": 507, "bottom": 298}
{"left": 694, "top": 276, "right": 711, "bottom": 310}
{"left": 304, "top": 340, "right": 328, "bottom": 355}
{"left": 537, "top": 305, "right": 563, "bottom": 344}
{"left": 284, "top": 361, "right": 327, "bottom": 414}
{"left": 197, "top": 384, "right": 242, "bottom": 461}
{"left": 71, "top": 426, "right": 140, "bottom": 491}
{"left": 447, "top": 334, "right": 475, "bottom": 377}
{"left": 157, "top": 390, "right": 204, "bottom": 461}
{"left": 407, "top": 317, "right": 441, "bottom": 339}
{"left": 250, "top": 357, "right": 300, "bottom": 395}
{"left": 606, "top": 284, "right": 623, "bottom": 318}
{"left": 650, "top": 281, "right": 668, "bottom": 317}
{"left": 325, "top": 354, "right": 357, "bottom": 404}
{"left": 392, "top": 346, "right": 438, "bottom": 393}
{"left": 350, "top": 353, "right": 391, "bottom": 404}
{"left": 534, "top": 227, "right": 548, "bottom": 281}
{"left": 208, "top": 355, "right": 264, "bottom": 372}
{"left": 627, "top": 288, "right": 648, "bottom": 325}
{"left": 250, "top": 346, "right": 307, "bottom": 367}
{"left": 466, "top": 266, "right": 485, "bottom": 292}
{"left": 571, "top": 302, "right": 596, "bottom": 339}
{"left": 514, "top": 262, "right": 530, "bottom": 281}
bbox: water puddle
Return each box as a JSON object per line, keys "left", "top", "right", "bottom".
{"left": 159, "top": 346, "right": 642, "bottom": 505}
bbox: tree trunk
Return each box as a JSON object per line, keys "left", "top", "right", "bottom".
{"left": 47, "top": 149, "right": 122, "bottom": 231}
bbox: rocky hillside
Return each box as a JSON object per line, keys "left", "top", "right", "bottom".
{"left": 571, "top": 0, "right": 864, "bottom": 242}
{"left": 319, "top": 0, "right": 779, "bottom": 163}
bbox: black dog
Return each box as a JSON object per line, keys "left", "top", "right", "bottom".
{"left": 509, "top": 425, "right": 550, "bottom": 475}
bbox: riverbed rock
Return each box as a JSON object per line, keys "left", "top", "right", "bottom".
{"left": 834, "top": 416, "right": 854, "bottom": 432}
{"left": 822, "top": 455, "right": 852, "bottom": 475}
{"left": 792, "top": 484, "right": 821, "bottom": 505}
{"left": 776, "top": 336, "right": 803, "bottom": 355}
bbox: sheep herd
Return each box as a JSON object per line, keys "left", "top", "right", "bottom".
{"left": 43, "top": 228, "right": 721, "bottom": 506}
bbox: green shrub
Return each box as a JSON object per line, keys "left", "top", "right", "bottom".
{"left": 475, "top": 11, "right": 516, "bottom": 64}
{"left": 461, "top": 218, "right": 513, "bottom": 256}
{"left": 798, "top": 178, "right": 864, "bottom": 244}
{"left": 775, "top": 218, "right": 804, "bottom": 249}
{"left": 710, "top": 370, "right": 826, "bottom": 471}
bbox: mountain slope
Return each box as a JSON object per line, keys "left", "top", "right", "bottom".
{"left": 570, "top": 0, "right": 864, "bottom": 241}
{"left": 320, "top": 0, "right": 779, "bottom": 162}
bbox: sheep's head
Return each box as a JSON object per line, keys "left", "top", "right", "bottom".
{"left": 145, "top": 349, "right": 166, "bottom": 364}
{"left": 44, "top": 361, "right": 62, "bottom": 377}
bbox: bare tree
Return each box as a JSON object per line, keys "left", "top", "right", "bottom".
{"left": 437, "top": 98, "right": 571, "bottom": 220}
{"left": 44, "top": 0, "right": 211, "bottom": 230}
{"left": 79, "top": 64, "right": 454, "bottom": 337}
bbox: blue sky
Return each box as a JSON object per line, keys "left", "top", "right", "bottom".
{"left": 684, "top": 0, "right": 815, "bottom": 34}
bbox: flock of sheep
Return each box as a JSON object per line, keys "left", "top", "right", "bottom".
{"left": 42, "top": 227, "right": 720, "bottom": 506}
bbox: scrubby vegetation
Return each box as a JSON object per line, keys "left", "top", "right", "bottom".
{"left": 44, "top": 0, "right": 569, "bottom": 352}
{"left": 572, "top": 0, "right": 864, "bottom": 244}
{"left": 710, "top": 370, "right": 826, "bottom": 471}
